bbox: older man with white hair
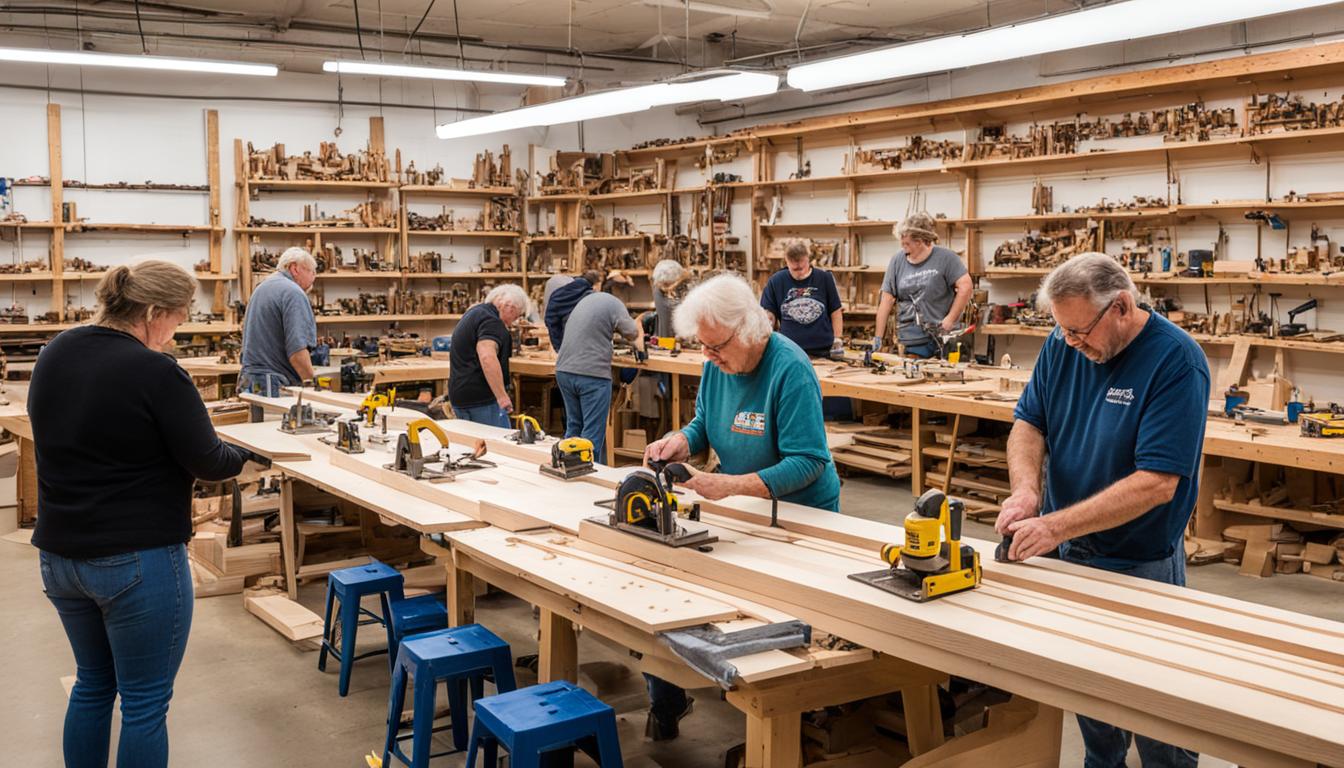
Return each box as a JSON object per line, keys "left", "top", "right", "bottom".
{"left": 644, "top": 273, "right": 840, "bottom": 510}
{"left": 996, "top": 253, "right": 1208, "bottom": 768}
{"left": 448, "top": 284, "right": 530, "bottom": 427}
{"left": 241, "top": 246, "right": 318, "bottom": 396}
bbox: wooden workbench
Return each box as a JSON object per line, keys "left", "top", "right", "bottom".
{"left": 216, "top": 419, "right": 1344, "bottom": 767}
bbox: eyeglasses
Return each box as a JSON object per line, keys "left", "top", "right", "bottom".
{"left": 699, "top": 333, "right": 734, "bottom": 354}
{"left": 1058, "top": 298, "right": 1116, "bottom": 342}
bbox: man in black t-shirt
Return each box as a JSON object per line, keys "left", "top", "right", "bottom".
{"left": 760, "top": 241, "right": 844, "bottom": 357}
{"left": 448, "top": 284, "right": 530, "bottom": 427}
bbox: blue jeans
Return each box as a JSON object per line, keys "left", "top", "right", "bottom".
{"left": 556, "top": 371, "right": 612, "bottom": 464}
{"left": 240, "top": 371, "right": 292, "bottom": 421}
{"left": 1061, "top": 544, "right": 1197, "bottom": 768}
{"left": 39, "top": 544, "right": 194, "bottom": 768}
{"left": 901, "top": 341, "right": 939, "bottom": 359}
{"left": 452, "top": 402, "right": 512, "bottom": 428}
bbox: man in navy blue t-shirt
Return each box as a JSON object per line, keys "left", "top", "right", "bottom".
{"left": 997, "top": 253, "right": 1208, "bottom": 767}
{"left": 760, "top": 241, "right": 844, "bottom": 357}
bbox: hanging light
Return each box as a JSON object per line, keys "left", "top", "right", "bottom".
{"left": 323, "top": 60, "right": 565, "bottom": 87}
{"left": 787, "top": 0, "right": 1341, "bottom": 92}
{"left": 0, "top": 47, "right": 277, "bottom": 76}
{"left": 436, "top": 70, "right": 778, "bottom": 139}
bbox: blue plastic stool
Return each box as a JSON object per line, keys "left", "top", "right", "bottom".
{"left": 465, "top": 681, "right": 624, "bottom": 768}
{"left": 382, "top": 624, "right": 518, "bottom": 768}
{"left": 318, "top": 560, "right": 405, "bottom": 696}
{"left": 390, "top": 595, "right": 449, "bottom": 646}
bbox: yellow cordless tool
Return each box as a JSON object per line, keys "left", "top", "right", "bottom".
{"left": 357, "top": 387, "right": 396, "bottom": 428}
{"left": 509, "top": 414, "right": 543, "bottom": 444}
{"left": 595, "top": 462, "right": 717, "bottom": 548}
{"left": 849, "top": 489, "right": 981, "bottom": 602}
{"left": 540, "top": 437, "right": 596, "bottom": 480}
{"left": 386, "top": 418, "right": 492, "bottom": 481}
{"left": 1300, "top": 404, "right": 1344, "bottom": 438}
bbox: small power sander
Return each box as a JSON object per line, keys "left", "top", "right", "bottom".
{"left": 849, "top": 489, "right": 982, "bottom": 602}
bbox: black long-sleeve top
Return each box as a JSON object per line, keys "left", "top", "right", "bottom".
{"left": 30, "top": 325, "right": 249, "bottom": 558}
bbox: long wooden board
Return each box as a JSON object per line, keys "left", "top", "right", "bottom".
{"left": 574, "top": 517, "right": 1344, "bottom": 766}
{"left": 216, "top": 421, "right": 315, "bottom": 461}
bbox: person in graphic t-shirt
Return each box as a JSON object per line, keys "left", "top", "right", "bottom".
{"left": 760, "top": 241, "right": 844, "bottom": 358}
{"left": 997, "top": 253, "right": 1209, "bottom": 768}
{"left": 872, "top": 211, "right": 973, "bottom": 358}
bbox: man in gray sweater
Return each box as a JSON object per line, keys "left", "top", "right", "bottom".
{"left": 555, "top": 290, "right": 644, "bottom": 464}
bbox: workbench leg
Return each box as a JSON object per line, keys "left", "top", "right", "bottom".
{"left": 671, "top": 373, "right": 682, "bottom": 430}
{"left": 537, "top": 608, "right": 578, "bottom": 684}
{"left": 744, "top": 712, "right": 801, "bottom": 768}
{"left": 911, "top": 407, "right": 925, "bottom": 495}
{"left": 446, "top": 556, "right": 476, "bottom": 627}
{"left": 900, "top": 697, "right": 1061, "bottom": 768}
{"left": 279, "top": 478, "right": 298, "bottom": 600}
{"left": 901, "top": 682, "right": 946, "bottom": 755}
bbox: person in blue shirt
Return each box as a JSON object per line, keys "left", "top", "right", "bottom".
{"left": 240, "top": 247, "right": 318, "bottom": 396}
{"left": 760, "top": 241, "right": 844, "bottom": 358}
{"left": 639, "top": 273, "right": 841, "bottom": 740}
{"left": 996, "top": 253, "right": 1209, "bottom": 768}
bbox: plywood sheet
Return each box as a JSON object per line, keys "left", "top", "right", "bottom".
{"left": 216, "top": 421, "right": 314, "bottom": 461}
{"left": 275, "top": 453, "right": 480, "bottom": 534}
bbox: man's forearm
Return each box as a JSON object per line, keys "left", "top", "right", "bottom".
{"left": 1006, "top": 420, "right": 1045, "bottom": 497}
{"left": 480, "top": 355, "right": 508, "bottom": 401}
{"left": 289, "top": 350, "right": 315, "bottom": 382}
{"left": 830, "top": 309, "right": 843, "bottom": 339}
{"left": 944, "top": 281, "right": 973, "bottom": 325}
{"left": 1048, "top": 470, "right": 1178, "bottom": 542}
{"left": 874, "top": 294, "right": 895, "bottom": 341}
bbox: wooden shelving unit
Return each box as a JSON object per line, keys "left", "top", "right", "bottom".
{"left": 1, "top": 106, "right": 232, "bottom": 340}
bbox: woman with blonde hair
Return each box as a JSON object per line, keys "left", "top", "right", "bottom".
{"left": 30, "top": 260, "right": 259, "bottom": 767}
{"left": 872, "top": 212, "right": 973, "bottom": 358}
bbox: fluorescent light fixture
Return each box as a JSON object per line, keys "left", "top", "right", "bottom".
{"left": 787, "top": 0, "right": 1341, "bottom": 92}
{"left": 0, "top": 46, "right": 277, "bottom": 76}
{"left": 323, "top": 60, "right": 565, "bottom": 87}
{"left": 436, "top": 70, "right": 778, "bottom": 139}
{"left": 640, "top": 0, "right": 772, "bottom": 19}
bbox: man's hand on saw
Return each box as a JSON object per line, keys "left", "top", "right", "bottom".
{"left": 643, "top": 432, "right": 690, "bottom": 467}
{"left": 682, "top": 472, "right": 737, "bottom": 500}
{"left": 995, "top": 489, "right": 1040, "bottom": 536}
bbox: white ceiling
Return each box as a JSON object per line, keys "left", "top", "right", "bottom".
{"left": 0, "top": 0, "right": 1076, "bottom": 77}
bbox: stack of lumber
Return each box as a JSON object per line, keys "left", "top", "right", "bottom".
{"left": 1211, "top": 522, "right": 1344, "bottom": 581}
{"left": 828, "top": 427, "right": 913, "bottom": 479}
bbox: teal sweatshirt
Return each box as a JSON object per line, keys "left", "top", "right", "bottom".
{"left": 681, "top": 333, "right": 841, "bottom": 512}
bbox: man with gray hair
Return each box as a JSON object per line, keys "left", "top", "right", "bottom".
{"left": 448, "top": 284, "right": 529, "bottom": 427}
{"left": 241, "top": 246, "right": 318, "bottom": 396}
{"left": 996, "top": 252, "right": 1208, "bottom": 768}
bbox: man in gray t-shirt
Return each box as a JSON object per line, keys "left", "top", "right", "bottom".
{"left": 241, "top": 247, "right": 319, "bottom": 396}
{"left": 874, "top": 213, "right": 972, "bottom": 358}
{"left": 555, "top": 291, "right": 643, "bottom": 463}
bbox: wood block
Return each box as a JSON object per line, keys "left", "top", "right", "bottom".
{"left": 244, "top": 594, "right": 324, "bottom": 641}
{"left": 1237, "top": 526, "right": 1275, "bottom": 578}
{"left": 1307, "top": 564, "right": 1343, "bottom": 581}
{"left": 622, "top": 429, "right": 647, "bottom": 451}
{"left": 1304, "top": 542, "right": 1337, "bottom": 565}
{"left": 220, "top": 541, "right": 280, "bottom": 577}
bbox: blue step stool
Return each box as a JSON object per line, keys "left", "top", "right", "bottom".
{"left": 465, "top": 681, "right": 624, "bottom": 768}
{"left": 318, "top": 560, "right": 405, "bottom": 696}
{"left": 382, "top": 624, "right": 518, "bottom": 768}
{"left": 389, "top": 594, "right": 448, "bottom": 646}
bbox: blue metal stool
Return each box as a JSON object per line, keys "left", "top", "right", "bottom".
{"left": 389, "top": 594, "right": 449, "bottom": 645}
{"left": 318, "top": 560, "right": 405, "bottom": 696}
{"left": 465, "top": 681, "right": 624, "bottom": 768}
{"left": 382, "top": 624, "right": 517, "bottom": 768}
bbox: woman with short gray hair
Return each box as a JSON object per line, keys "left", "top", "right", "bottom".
{"left": 872, "top": 211, "right": 973, "bottom": 358}
{"left": 649, "top": 259, "right": 687, "bottom": 339}
{"left": 643, "top": 273, "right": 840, "bottom": 741}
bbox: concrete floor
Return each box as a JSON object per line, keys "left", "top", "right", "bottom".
{"left": 3, "top": 474, "right": 1341, "bottom": 767}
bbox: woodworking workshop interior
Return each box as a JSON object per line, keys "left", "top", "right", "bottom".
{"left": 7, "top": 1, "right": 1344, "bottom": 767}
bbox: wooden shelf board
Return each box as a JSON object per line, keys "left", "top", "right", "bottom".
{"left": 984, "top": 269, "right": 1344, "bottom": 287}
{"left": 526, "top": 235, "right": 576, "bottom": 242}
{"left": 314, "top": 272, "right": 403, "bottom": 280}
{"left": 0, "top": 272, "right": 56, "bottom": 282}
{"left": 237, "top": 226, "right": 399, "bottom": 234}
{"left": 67, "top": 223, "right": 220, "bottom": 234}
{"left": 246, "top": 179, "right": 396, "bottom": 191}
{"left": 406, "top": 271, "right": 524, "bottom": 279}
{"left": 1212, "top": 499, "right": 1344, "bottom": 530}
{"left": 582, "top": 234, "right": 649, "bottom": 242}
{"left": 761, "top": 220, "right": 902, "bottom": 231}
{"left": 314, "top": 313, "right": 463, "bottom": 324}
{"left": 586, "top": 189, "right": 674, "bottom": 202}
{"left": 526, "top": 194, "right": 586, "bottom": 203}
{"left": 0, "top": 221, "right": 60, "bottom": 229}
{"left": 407, "top": 230, "right": 521, "bottom": 238}
{"left": 401, "top": 185, "right": 518, "bottom": 196}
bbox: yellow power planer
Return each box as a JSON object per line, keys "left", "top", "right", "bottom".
{"left": 849, "top": 489, "right": 982, "bottom": 602}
